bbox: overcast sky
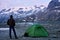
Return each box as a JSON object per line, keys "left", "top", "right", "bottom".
{"left": 0, "top": 0, "right": 51, "bottom": 9}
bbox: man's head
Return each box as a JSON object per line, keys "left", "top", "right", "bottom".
{"left": 10, "top": 15, "right": 13, "bottom": 19}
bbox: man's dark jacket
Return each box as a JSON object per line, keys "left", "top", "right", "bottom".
{"left": 7, "top": 19, "right": 15, "bottom": 26}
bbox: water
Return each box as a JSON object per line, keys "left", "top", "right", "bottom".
{"left": 0, "top": 28, "right": 9, "bottom": 30}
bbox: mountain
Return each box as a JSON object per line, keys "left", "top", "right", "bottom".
{"left": 46, "top": 0, "right": 60, "bottom": 21}
{"left": 47, "top": 0, "right": 60, "bottom": 10}
{"left": 0, "top": 7, "right": 42, "bottom": 23}
{"left": 0, "top": 9, "right": 6, "bottom": 13}
{"left": 0, "top": 4, "right": 60, "bottom": 23}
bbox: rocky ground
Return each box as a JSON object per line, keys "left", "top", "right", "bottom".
{"left": 0, "top": 21, "right": 60, "bottom": 40}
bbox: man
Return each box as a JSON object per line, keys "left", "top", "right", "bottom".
{"left": 7, "top": 15, "right": 18, "bottom": 39}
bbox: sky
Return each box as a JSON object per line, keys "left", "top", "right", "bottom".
{"left": 0, "top": 0, "right": 51, "bottom": 9}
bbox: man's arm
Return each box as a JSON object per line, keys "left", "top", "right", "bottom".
{"left": 13, "top": 20, "right": 15, "bottom": 26}
{"left": 7, "top": 20, "right": 9, "bottom": 25}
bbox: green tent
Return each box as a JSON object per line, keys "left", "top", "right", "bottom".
{"left": 24, "top": 24, "right": 49, "bottom": 37}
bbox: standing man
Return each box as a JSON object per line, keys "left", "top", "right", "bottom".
{"left": 7, "top": 15, "right": 18, "bottom": 39}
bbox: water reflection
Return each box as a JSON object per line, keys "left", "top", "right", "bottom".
{"left": 0, "top": 28, "right": 9, "bottom": 30}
